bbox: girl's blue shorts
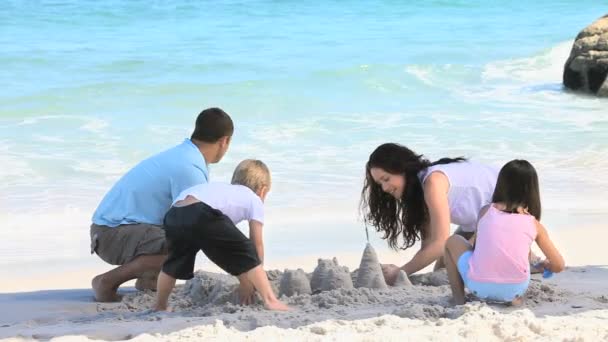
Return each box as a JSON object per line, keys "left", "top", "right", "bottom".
{"left": 457, "top": 251, "right": 529, "bottom": 302}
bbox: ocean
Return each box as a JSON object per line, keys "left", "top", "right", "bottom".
{"left": 1, "top": 1, "right": 607, "bottom": 273}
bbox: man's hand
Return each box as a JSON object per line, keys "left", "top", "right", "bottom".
{"left": 237, "top": 279, "right": 256, "bottom": 305}
{"left": 381, "top": 264, "right": 401, "bottom": 286}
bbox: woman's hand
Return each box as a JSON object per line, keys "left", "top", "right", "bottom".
{"left": 381, "top": 264, "right": 401, "bottom": 285}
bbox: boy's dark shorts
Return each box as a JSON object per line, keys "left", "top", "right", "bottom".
{"left": 162, "top": 202, "right": 260, "bottom": 280}
{"left": 90, "top": 223, "right": 167, "bottom": 265}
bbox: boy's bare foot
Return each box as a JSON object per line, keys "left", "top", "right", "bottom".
{"left": 264, "top": 299, "right": 290, "bottom": 311}
{"left": 135, "top": 271, "right": 159, "bottom": 291}
{"left": 92, "top": 275, "right": 122, "bottom": 302}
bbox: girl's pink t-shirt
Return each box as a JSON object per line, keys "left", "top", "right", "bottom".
{"left": 468, "top": 205, "right": 537, "bottom": 283}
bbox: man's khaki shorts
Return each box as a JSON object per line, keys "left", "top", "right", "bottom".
{"left": 90, "top": 223, "right": 167, "bottom": 265}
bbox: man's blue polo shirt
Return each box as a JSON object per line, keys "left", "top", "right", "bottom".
{"left": 92, "top": 139, "right": 208, "bottom": 227}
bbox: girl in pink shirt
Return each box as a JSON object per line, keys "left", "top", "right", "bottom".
{"left": 444, "top": 160, "right": 565, "bottom": 305}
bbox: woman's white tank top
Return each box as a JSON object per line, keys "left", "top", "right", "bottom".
{"left": 418, "top": 161, "right": 499, "bottom": 232}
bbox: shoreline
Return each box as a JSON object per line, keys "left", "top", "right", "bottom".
{"left": 0, "top": 223, "right": 604, "bottom": 294}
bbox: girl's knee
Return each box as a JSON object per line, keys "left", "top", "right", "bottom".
{"left": 446, "top": 235, "right": 471, "bottom": 256}
{"left": 446, "top": 234, "right": 463, "bottom": 250}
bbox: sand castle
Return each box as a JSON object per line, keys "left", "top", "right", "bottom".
{"left": 309, "top": 257, "right": 353, "bottom": 293}
{"left": 182, "top": 271, "right": 240, "bottom": 306}
{"left": 355, "top": 243, "right": 388, "bottom": 289}
{"left": 394, "top": 270, "right": 413, "bottom": 287}
{"left": 183, "top": 243, "right": 413, "bottom": 304}
{"left": 319, "top": 262, "right": 354, "bottom": 291}
{"left": 279, "top": 269, "right": 311, "bottom": 297}
{"left": 275, "top": 243, "right": 408, "bottom": 297}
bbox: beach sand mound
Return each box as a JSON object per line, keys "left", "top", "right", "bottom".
{"left": 410, "top": 269, "right": 449, "bottom": 286}
{"left": 91, "top": 244, "right": 580, "bottom": 334}
{"left": 103, "top": 264, "right": 571, "bottom": 332}
{"left": 7, "top": 267, "right": 603, "bottom": 342}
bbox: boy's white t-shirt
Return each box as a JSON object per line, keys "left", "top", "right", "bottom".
{"left": 173, "top": 183, "right": 264, "bottom": 225}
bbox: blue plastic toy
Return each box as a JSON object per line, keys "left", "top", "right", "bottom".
{"left": 534, "top": 262, "right": 553, "bottom": 279}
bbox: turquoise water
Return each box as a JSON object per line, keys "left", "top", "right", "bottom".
{"left": 1, "top": 1, "right": 607, "bottom": 268}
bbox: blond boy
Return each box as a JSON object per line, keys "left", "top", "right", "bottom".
{"left": 154, "top": 160, "right": 288, "bottom": 311}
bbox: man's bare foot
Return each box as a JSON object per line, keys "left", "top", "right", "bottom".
{"left": 264, "top": 299, "right": 290, "bottom": 311}
{"left": 92, "top": 275, "right": 122, "bottom": 302}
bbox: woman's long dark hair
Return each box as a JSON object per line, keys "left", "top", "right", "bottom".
{"left": 361, "top": 143, "right": 466, "bottom": 250}
{"left": 492, "top": 159, "right": 542, "bottom": 220}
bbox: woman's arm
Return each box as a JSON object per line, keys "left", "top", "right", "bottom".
{"left": 249, "top": 220, "right": 264, "bottom": 264}
{"left": 401, "top": 172, "right": 451, "bottom": 275}
{"left": 535, "top": 221, "right": 565, "bottom": 273}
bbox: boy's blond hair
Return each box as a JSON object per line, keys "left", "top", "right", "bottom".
{"left": 231, "top": 159, "right": 271, "bottom": 193}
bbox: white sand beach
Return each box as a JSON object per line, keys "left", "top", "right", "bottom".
{"left": 0, "top": 225, "right": 606, "bottom": 342}
{"left": 2, "top": 1, "right": 608, "bottom": 341}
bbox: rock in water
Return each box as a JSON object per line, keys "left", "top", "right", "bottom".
{"left": 393, "top": 270, "right": 413, "bottom": 287}
{"left": 355, "top": 243, "right": 388, "bottom": 289}
{"left": 279, "top": 269, "right": 312, "bottom": 297}
{"left": 563, "top": 14, "right": 608, "bottom": 97}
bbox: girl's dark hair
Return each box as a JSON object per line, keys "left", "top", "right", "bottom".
{"left": 492, "top": 159, "right": 541, "bottom": 220}
{"left": 360, "top": 143, "right": 466, "bottom": 250}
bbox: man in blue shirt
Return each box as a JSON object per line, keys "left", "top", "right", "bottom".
{"left": 90, "top": 107, "right": 233, "bottom": 302}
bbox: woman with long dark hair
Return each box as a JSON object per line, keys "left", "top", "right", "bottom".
{"left": 361, "top": 143, "right": 499, "bottom": 284}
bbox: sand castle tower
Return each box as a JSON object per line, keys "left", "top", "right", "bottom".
{"left": 393, "top": 270, "right": 413, "bottom": 287}
{"left": 184, "top": 271, "right": 240, "bottom": 305}
{"left": 279, "top": 269, "right": 312, "bottom": 297}
{"left": 311, "top": 257, "right": 352, "bottom": 292}
{"left": 320, "top": 266, "right": 354, "bottom": 291}
{"left": 355, "top": 243, "right": 388, "bottom": 289}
